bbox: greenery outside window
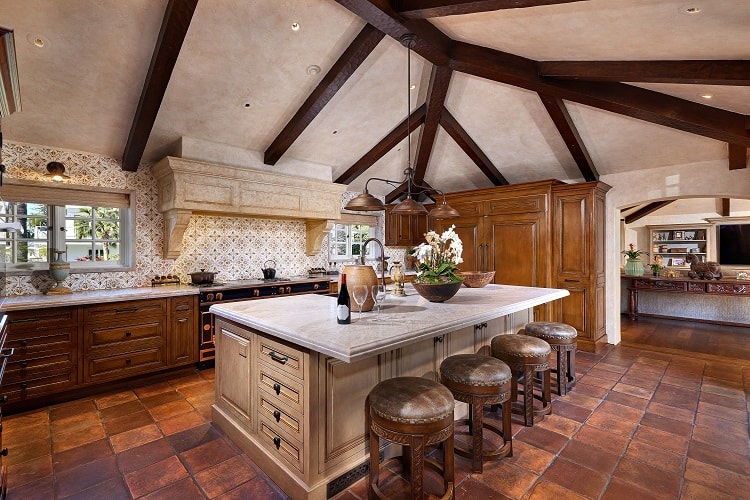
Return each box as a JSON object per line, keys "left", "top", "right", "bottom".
{"left": 329, "top": 223, "right": 372, "bottom": 262}
{"left": 0, "top": 179, "right": 134, "bottom": 272}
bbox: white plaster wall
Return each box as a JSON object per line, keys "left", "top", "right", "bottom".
{"left": 602, "top": 159, "right": 750, "bottom": 344}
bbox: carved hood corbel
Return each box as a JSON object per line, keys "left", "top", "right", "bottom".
{"left": 152, "top": 156, "right": 347, "bottom": 259}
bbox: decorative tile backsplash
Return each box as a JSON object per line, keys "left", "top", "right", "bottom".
{"left": 1, "top": 141, "right": 408, "bottom": 295}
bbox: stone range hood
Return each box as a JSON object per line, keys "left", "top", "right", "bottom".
{"left": 152, "top": 156, "right": 347, "bottom": 259}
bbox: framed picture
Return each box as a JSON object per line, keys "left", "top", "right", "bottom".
{"left": 672, "top": 258, "right": 685, "bottom": 266}
{"left": 673, "top": 231, "right": 684, "bottom": 240}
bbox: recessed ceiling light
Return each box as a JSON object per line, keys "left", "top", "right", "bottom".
{"left": 306, "top": 65, "right": 321, "bottom": 76}
{"left": 26, "top": 33, "right": 49, "bottom": 48}
{"left": 679, "top": 5, "right": 701, "bottom": 14}
{"left": 699, "top": 93, "right": 713, "bottom": 99}
{"left": 332, "top": 130, "right": 338, "bottom": 135}
{"left": 291, "top": 22, "right": 300, "bottom": 31}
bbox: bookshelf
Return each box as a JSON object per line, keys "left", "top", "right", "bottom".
{"left": 649, "top": 224, "right": 710, "bottom": 268}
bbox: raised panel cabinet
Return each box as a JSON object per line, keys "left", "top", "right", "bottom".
{"left": 168, "top": 296, "right": 198, "bottom": 365}
{"left": 384, "top": 204, "right": 429, "bottom": 247}
{"left": 551, "top": 181, "right": 610, "bottom": 352}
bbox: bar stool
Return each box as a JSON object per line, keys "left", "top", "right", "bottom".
{"left": 367, "top": 376, "right": 455, "bottom": 500}
{"left": 439, "top": 354, "right": 513, "bottom": 473}
{"left": 523, "top": 321, "right": 578, "bottom": 396}
{"left": 491, "top": 334, "right": 552, "bottom": 427}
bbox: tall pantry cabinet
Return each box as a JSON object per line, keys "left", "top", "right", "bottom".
{"left": 435, "top": 180, "right": 610, "bottom": 352}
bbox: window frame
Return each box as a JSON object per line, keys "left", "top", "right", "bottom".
{"left": 329, "top": 222, "right": 373, "bottom": 262}
{"left": 1, "top": 178, "right": 135, "bottom": 274}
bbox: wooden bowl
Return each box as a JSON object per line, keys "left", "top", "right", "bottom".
{"left": 458, "top": 271, "right": 495, "bottom": 288}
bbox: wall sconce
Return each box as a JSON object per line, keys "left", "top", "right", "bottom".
{"left": 44, "top": 161, "right": 70, "bottom": 182}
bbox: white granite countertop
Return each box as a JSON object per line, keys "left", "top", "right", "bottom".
{"left": 0, "top": 285, "right": 198, "bottom": 311}
{"left": 210, "top": 283, "right": 569, "bottom": 363}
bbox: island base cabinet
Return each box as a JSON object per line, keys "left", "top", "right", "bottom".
{"left": 215, "top": 321, "right": 252, "bottom": 429}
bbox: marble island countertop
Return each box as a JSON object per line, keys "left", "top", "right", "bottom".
{"left": 210, "top": 283, "right": 569, "bottom": 363}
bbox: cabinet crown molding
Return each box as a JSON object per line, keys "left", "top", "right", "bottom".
{"left": 151, "top": 156, "right": 348, "bottom": 258}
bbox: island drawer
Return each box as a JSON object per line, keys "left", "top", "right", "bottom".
{"left": 258, "top": 392, "right": 303, "bottom": 442}
{"left": 257, "top": 335, "right": 305, "bottom": 381}
{"left": 257, "top": 363, "right": 303, "bottom": 415}
{"left": 258, "top": 416, "right": 303, "bottom": 473}
{"left": 84, "top": 299, "right": 166, "bottom": 323}
{"left": 85, "top": 347, "right": 165, "bottom": 382}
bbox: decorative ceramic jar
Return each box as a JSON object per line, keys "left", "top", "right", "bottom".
{"left": 412, "top": 280, "right": 463, "bottom": 303}
{"left": 624, "top": 258, "right": 644, "bottom": 277}
{"left": 47, "top": 250, "right": 72, "bottom": 295}
{"left": 389, "top": 261, "right": 406, "bottom": 296}
{"left": 342, "top": 264, "right": 377, "bottom": 311}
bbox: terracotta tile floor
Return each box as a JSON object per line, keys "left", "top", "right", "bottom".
{"left": 4, "top": 318, "right": 750, "bottom": 499}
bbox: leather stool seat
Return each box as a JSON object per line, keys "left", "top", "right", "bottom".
{"left": 491, "top": 334, "right": 552, "bottom": 427}
{"left": 367, "top": 377, "right": 455, "bottom": 499}
{"left": 440, "top": 354, "right": 513, "bottom": 473}
{"left": 524, "top": 322, "right": 577, "bottom": 395}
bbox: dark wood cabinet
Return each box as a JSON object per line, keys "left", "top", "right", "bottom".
{"left": 384, "top": 204, "right": 430, "bottom": 247}
{"left": 2, "top": 294, "right": 198, "bottom": 413}
{"left": 436, "top": 180, "right": 610, "bottom": 351}
{"left": 551, "top": 182, "right": 610, "bottom": 352}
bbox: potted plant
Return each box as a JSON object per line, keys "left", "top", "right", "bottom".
{"left": 622, "top": 243, "right": 648, "bottom": 276}
{"left": 411, "top": 225, "right": 464, "bottom": 302}
{"left": 648, "top": 263, "right": 662, "bottom": 277}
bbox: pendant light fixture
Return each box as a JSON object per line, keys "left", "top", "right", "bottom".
{"left": 344, "top": 34, "right": 459, "bottom": 219}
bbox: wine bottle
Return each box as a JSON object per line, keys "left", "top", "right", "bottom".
{"left": 337, "top": 273, "right": 351, "bottom": 324}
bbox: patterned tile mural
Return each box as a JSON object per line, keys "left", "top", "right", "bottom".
{"left": 1, "top": 141, "right": 408, "bottom": 295}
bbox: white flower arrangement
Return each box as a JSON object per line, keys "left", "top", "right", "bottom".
{"left": 413, "top": 225, "right": 464, "bottom": 283}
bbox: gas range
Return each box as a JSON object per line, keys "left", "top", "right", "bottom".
{"left": 196, "top": 276, "right": 331, "bottom": 368}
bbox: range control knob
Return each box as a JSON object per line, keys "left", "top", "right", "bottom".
{"left": 285, "top": 286, "right": 291, "bottom": 294}
{"left": 216, "top": 292, "right": 223, "bottom": 301}
{"left": 278, "top": 286, "right": 285, "bottom": 294}
{"left": 206, "top": 293, "right": 214, "bottom": 301}
{"left": 253, "top": 289, "right": 260, "bottom": 297}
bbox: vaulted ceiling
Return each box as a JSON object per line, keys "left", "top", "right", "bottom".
{"left": 1, "top": 0, "right": 749, "bottom": 207}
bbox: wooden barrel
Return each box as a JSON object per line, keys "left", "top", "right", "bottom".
{"left": 342, "top": 265, "right": 377, "bottom": 311}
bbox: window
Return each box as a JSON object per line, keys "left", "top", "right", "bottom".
{"left": 329, "top": 223, "right": 372, "bottom": 261}
{"left": 0, "top": 180, "right": 133, "bottom": 272}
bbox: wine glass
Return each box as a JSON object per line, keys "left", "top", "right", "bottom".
{"left": 371, "top": 284, "right": 387, "bottom": 321}
{"left": 352, "top": 285, "right": 369, "bottom": 320}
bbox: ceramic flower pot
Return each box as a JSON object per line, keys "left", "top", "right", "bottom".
{"left": 412, "top": 280, "right": 463, "bottom": 302}
{"left": 624, "top": 258, "right": 644, "bottom": 276}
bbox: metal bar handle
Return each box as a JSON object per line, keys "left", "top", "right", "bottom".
{"left": 268, "top": 351, "right": 289, "bottom": 364}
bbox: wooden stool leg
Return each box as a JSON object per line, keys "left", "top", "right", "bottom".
{"left": 557, "top": 348, "right": 568, "bottom": 396}
{"left": 444, "top": 432, "right": 455, "bottom": 498}
{"left": 410, "top": 436, "right": 425, "bottom": 500}
{"left": 568, "top": 348, "right": 576, "bottom": 388}
{"left": 369, "top": 422, "right": 379, "bottom": 499}
{"left": 501, "top": 399, "right": 513, "bottom": 457}
{"left": 522, "top": 366, "right": 534, "bottom": 426}
{"left": 542, "top": 369, "right": 552, "bottom": 414}
{"left": 471, "top": 397, "right": 484, "bottom": 473}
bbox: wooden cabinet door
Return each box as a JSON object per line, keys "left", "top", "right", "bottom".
{"left": 385, "top": 205, "right": 430, "bottom": 246}
{"left": 215, "top": 321, "right": 253, "bottom": 426}
{"left": 436, "top": 217, "right": 482, "bottom": 272}
{"left": 484, "top": 212, "right": 548, "bottom": 288}
{"left": 168, "top": 296, "right": 197, "bottom": 365}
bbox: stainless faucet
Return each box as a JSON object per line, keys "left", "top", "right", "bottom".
{"left": 360, "top": 237, "right": 387, "bottom": 287}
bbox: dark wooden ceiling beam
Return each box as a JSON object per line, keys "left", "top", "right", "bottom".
{"left": 122, "top": 0, "right": 198, "bottom": 172}
{"left": 538, "top": 60, "right": 750, "bottom": 85}
{"left": 728, "top": 143, "right": 748, "bottom": 170}
{"left": 264, "top": 24, "right": 385, "bottom": 165}
{"left": 412, "top": 65, "right": 453, "bottom": 185}
{"left": 334, "top": 0, "right": 452, "bottom": 66}
{"left": 334, "top": 104, "right": 426, "bottom": 185}
{"left": 397, "top": 0, "right": 587, "bottom": 19}
{"left": 624, "top": 200, "right": 674, "bottom": 224}
{"left": 538, "top": 93, "right": 598, "bottom": 181}
{"left": 449, "top": 42, "right": 750, "bottom": 147}
{"left": 439, "top": 109, "right": 508, "bottom": 185}
{"left": 720, "top": 198, "right": 730, "bottom": 217}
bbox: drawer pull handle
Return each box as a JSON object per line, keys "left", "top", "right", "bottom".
{"left": 20, "top": 361, "right": 28, "bottom": 369}
{"left": 125, "top": 331, "right": 132, "bottom": 337}
{"left": 564, "top": 279, "right": 580, "bottom": 283}
{"left": 434, "top": 335, "right": 444, "bottom": 343}
{"left": 125, "top": 358, "right": 132, "bottom": 365}
{"left": 115, "top": 307, "right": 139, "bottom": 314}
{"left": 175, "top": 305, "right": 190, "bottom": 312}
{"left": 273, "top": 410, "right": 281, "bottom": 422}
{"left": 0, "top": 448, "right": 7, "bottom": 457}
{"left": 268, "top": 351, "right": 288, "bottom": 364}
{"left": 21, "top": 383, "right": 27, "bottom": 390}
{"left": 0, "top": 348, "right": 14, "bottom": 358}
{"left": 273, "top": 437, "right": 281, "bottom": 449}
{"left": 20, "top": 340, "right": 28, "bottom": 348}
{"left": 273, "top": 383, "right": 281, "bottom": 395}
{"left": 0, "top": 395, "right": 7, "bottom": 404}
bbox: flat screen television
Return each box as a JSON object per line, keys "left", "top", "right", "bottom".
{"left": 718, "top": 224, "right": 750, "bottom": 265}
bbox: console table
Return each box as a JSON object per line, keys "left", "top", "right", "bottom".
{"left": 624, "top": 276, "right": 750, "bottom": 321}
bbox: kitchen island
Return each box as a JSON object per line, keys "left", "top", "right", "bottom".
{"left": 210, "top": 284, "right": 568, "bottom": 499}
